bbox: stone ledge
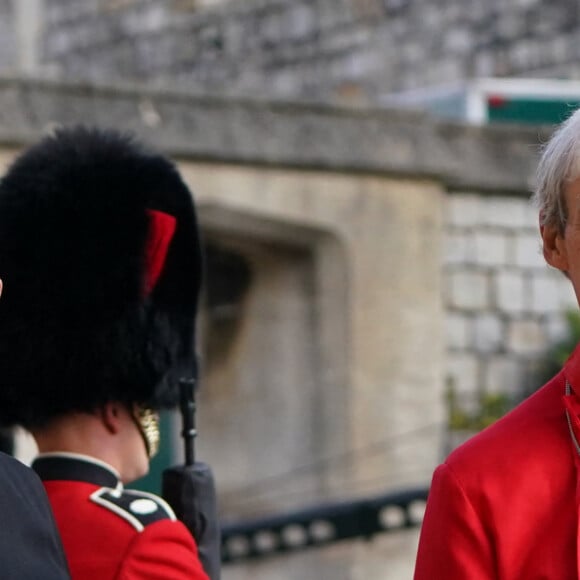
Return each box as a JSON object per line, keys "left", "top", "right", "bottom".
{"left": 0, "top": 76, "right": 549, "bottom": 193}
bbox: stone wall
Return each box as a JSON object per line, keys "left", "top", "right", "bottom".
{"left": 0, "top": 0, "right": 16, "bottom": 73}
{"left": 21, "top": 0, "right": 580, "bottom": 102}
{"left": 444, "top": 192, "right": 576, "bottom": 405}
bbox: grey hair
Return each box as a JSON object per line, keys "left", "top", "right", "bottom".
{"left": 533, "top": 108, "right": 580, "bottom": 232}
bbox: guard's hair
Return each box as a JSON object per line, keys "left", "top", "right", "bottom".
{"left": 0, "top": 126, "right": 202, "bottom": 428}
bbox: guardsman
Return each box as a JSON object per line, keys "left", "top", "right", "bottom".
{"left": 0, "top": 127, "right": 208, "bottom": 580}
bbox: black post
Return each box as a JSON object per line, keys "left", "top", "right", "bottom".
{"left": 179, "top": 378, "right": 197, "bottom": 466}
{"left": 163, "top": 377, "right": 221, "bottom": 580}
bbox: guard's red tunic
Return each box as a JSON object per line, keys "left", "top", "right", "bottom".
{"left": 32, "top": 453, "right": 209, "bottom": 580}
{"left": 414, "top": 343, "right": 580, "bottom": 579}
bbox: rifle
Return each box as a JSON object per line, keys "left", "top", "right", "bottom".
{"left": 162, "top": 378, "right": 221, "bottom": 580}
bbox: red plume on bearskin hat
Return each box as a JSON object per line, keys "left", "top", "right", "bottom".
{"left": 0, "top": 126, "right": 202, "bottom": 428}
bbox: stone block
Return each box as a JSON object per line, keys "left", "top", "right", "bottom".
{"left": 483, "top": 355, "right": 524, "bottom": 395}
{"left": 446, "top": 311, "right": 471, "bottom": 349}
{"left": 443, "top": 28, "right": 472, "bottom": 54}
{"left": 436, "top": 58, "right": 466, "bottom": 84}
{"left": 494, "top": 271, "right": 526, "bottom": 314}
{"left": 447, "top": 270, "right": 489, "bottom": 310}
{"left": 545, "top": 313, "right": 572, "bottom": 344}
{"left": 422, "top": 4, "right": 444, "bottom": 29}
{"left": 287, "top": 3, "right": 316, "bottom": 39}
{"left": 473, "top": 231, "right": 508, "bottom": 267}
{"left": 0, "top": 21, "right": 15, "bottom": 70}
{"left": 510, "top": 40, "right": 535, "bottom": 70}
{"left": 322, "top": 27, "right": 370, "bottom": 55}
{"left": 446, "top": 195, "right": 482, "bottom": 228}
{"left": 446, "top": 352, "right": 480, "bottom": 394}
{"left": 473, "top": 313, "right": 504, "bottom": 353}
{"left": 400, "top": 42, "right": 424, "bottom": 64}
{"left": 550, "top": 35, "right": 569, "bottom": 62}
{"left": 515, "top": 0, "right": 540, "bottom": 6}
{"left": 261, "top": 10, "right": 285, "bottom": 43}
{"left": 531, "top": 272, "right": 568, "bottom": 313}
{"left": 558, "top": 278, "right": 578, "bottom": 310}
{"left": 513, "top": 232, "right": 543, "bottom": 268}
{"left": 474, "top": 50, "right": 495, "bottom": 76}
{"left": 444, "top": 231, "right": 473, "bottom": 265}
{"left": 121, "top": 4, "right": 170, "bottom": 35}
{"left": 495, "top": 10, "right": 526, "bottom": 41}
{"left": 0, "top": 0, "right": 12, "bottom": 20}
{"left": 343, "top": 47, "right": 381, "bottom": 78}
{"left": 522, "top": 202, "right": 538, "bottom": 226}
{"left": 482, "top": 197, "right": 528, "bottom": 228}
{"left": 383, "top": 0, "right": 409, "bottom": 13}
{"left": 507, "top": 319, "right": 546, "bottom": 355}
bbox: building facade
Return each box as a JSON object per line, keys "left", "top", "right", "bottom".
{"left": 3, "top": 0, "right": 579, "bottom": 104}
{"left": 0, "top": 1, "right": 576, "bottom": 576}
{"left": 0, "top": 77, "right": 563, "bottom": 579}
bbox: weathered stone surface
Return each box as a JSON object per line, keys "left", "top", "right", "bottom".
{"left": 446, "top": 312, "right": 471, "bottom": 349}
{"left": 483, "top": 355, "right": 524, "bottom": 395}
{"left": 444, "top": 231, "right": 473, "bottom": 265}
{"left": 448, "top": 271, "right": 490, "bottom": 310}
{"left": 530, "top": 271, "right": 568, "bottom": 313}
{"left": 473, "top": 231, "right": 509, "bottom": 267}
{"left": 507, "top": 319, "right": 547, "bottom": 355}
{"left": 447, "top": 352, "right": 480, "bottom": 394}
{"left": 482, "top": 197, "right": 530, "bottom": 229}
{"left": 473, "top": 313, "right": 504, "bottom": 353}
{"left": 5, "top": 0, "right": 577, "bottom": 107}
{"left": 446, "top": 195, "right": 483, "bottom": 228}
{"left": 442, "top": 190, "right": 574, "bottom": 406}
{"left": 0, "top": 0, "right": 17, "bottom": 72}
{"left": 513, "top": 233, "right": 544, "bottom": 268}
{"left": 494, "top": 270, "right": 526, "bottom": 314}
{"left": 0, "top": 77, "right": 544, "bottom": 193}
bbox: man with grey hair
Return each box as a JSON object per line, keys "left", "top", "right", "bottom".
{"left": 414, "top": 110, "right": 580, "bottom": 579}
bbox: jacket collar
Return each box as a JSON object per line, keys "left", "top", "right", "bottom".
{"left": 561, "top": 344, "right": 580, "bottom": 578}
{"left": 563, "top": 343, "right": 580, "bottom": 452}
{"left": 32, "top": 452, "right": 121, "bottom": 489}
{"left": 563, "top": 339, "right": 580, "bottom": 387}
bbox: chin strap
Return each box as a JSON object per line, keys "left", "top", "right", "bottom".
{"left": 132, "top": 406, "right": 161, "bottom": 459}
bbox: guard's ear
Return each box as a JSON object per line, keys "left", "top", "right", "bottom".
{"left": 0, "top": 279, "right": 3, "bottom": 298}
{"left": 541, "top": 222, "right": 569, "bottom": 272}
{"left": 100, "top": 402, "right": 123, "bottom": 435}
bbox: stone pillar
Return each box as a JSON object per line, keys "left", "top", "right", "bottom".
{"left": 15, "top": 0, "right": 44, "bottom": 75}
{"left": 177, "top": 161, "right": 445, "bottom": 580}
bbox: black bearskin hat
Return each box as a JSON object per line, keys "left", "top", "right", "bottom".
{"left": 0, "top": 126, "right": 202, "bottom": 429}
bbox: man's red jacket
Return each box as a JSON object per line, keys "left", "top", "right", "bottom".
{"left": 415, "top": 344, "right": 580, "bottom": 579}
{"left": 32, "top": 453, "right": 209, "bottom": 580}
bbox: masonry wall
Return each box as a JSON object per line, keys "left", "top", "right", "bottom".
{"left": 0, "top": 0, "right": 16, "bottom": 72}
{"left": 444, "top": 192, "right": 576, "bottom": 405}
{"left": 20, "top": 0, "right": 580, "bottom": 103}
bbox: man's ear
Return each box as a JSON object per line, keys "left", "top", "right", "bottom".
{"left": 100, "top": 402, "right": 123, "bottom": 435}
{"left": 541, "top": 223, "right": 569, "bottom": 272}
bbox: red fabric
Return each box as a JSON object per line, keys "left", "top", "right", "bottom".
{"left": 144, "top": 209, "right": 176, "bottom": 296}
{"left": 43, "top": 480, "right": 208, "bottom": 580}
{"left": 414, "top": 343, "right": 580, "bottom": 579}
